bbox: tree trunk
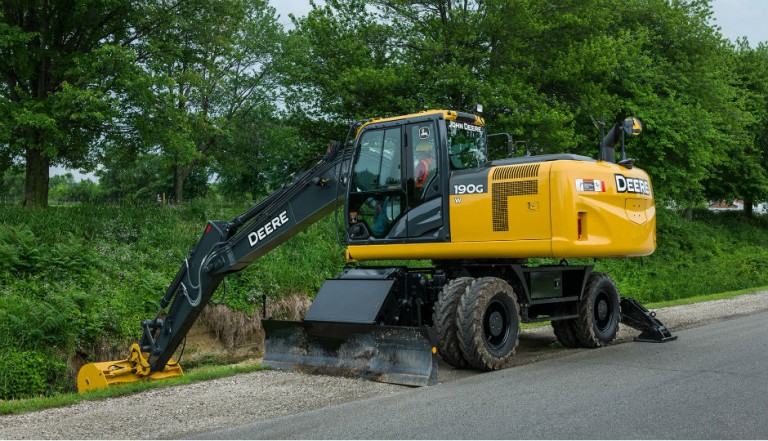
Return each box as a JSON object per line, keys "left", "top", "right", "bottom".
{"left": 23, "top": 144, "right": 50, "bottom": 208}
{"left": 173, "top": 164, "right": 191, "bottom": 204}
{"left": 744, "top": 198, "right": 754, "bottom": 217}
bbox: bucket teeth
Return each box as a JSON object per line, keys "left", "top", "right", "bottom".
{"left": 262, "top": 320, "right": 438, "bottom": 387}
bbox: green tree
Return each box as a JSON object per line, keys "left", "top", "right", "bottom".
{"left": 0, "top": 167, "right": 24, "bottom": 202}
{"left": 284, "top": 0, "right": 419, "bottom": 124}
{"left": 97, "top": 152, "right": 170, "bottom": 202}
{"left": 212, "top": 104, "right": 312, "bottom": 199}
{"left": 286, "top": 0, "right": 757, "bottom": 211}
{"left": 603, "top": 0, "right": 746, "bottom": 209}
{"left": 121, "top": 0, "right": 283, "bottom": 204}
{"left": 48, "top": 173, "right": 100, "bottom": 202}
{"left": 0, "top": 0, "right": 146, "bottom": 208}
{"left": 476, "top": 0, "right": 615, "bottom": 154}
{"left": 704, "top": 40, "right": 768, "bottom": 216}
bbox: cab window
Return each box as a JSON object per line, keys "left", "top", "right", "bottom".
{"left": 352, "top": 128, "right": 401, "bottom": 191}
{"left": 348, "top": 128, "right": 405, "bottom": 239}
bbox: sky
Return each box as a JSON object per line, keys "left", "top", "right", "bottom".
{"left": 271, "top": 0, "right": 768, "bottom": 45}
{"left": 53, "top": 0, "right": 768, "bottom": 181}
{"left": 710, "top": 0, "right": 768, "bottom": 46}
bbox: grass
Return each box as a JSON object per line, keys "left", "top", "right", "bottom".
{"left": 5, "top": 284, "right": 767, "bottom": 416}
{"left": 644, "top": 285, "right": 768, "bottom": 309}
{"left": 0, "top": 362, "right": 268, "bottom": 416}
{"left": 2, "top": 202, "right": 768, "bottom": 403}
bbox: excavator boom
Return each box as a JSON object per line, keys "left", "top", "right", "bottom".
{"left": 78, "top": 143, "right": 352, "bottom": 391}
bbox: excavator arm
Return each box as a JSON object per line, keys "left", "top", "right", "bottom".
{"left": 78, "top": 142, "right": 351, "bottom": 392}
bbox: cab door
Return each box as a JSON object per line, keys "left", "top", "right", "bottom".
{"left": 346, "top": 126, "right": 407, "bottom": 241}
{"left": 346, "top": 118, "right": 446, "bottom": 243}
{"left": 401, "top": 120, "right": 444, "bottom": 239}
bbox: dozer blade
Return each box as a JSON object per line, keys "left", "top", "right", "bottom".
{"left": 77, "top": 343, "right": 183, "bottom": 393}
{"left": 262, "top": 320, "right": 438, "bottom": 387}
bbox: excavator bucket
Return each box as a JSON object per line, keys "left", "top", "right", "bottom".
{"left": 77, "top": 343, "right": 183, "bottom": 393}
{"left": 262, "top": 320, "right": 438, "bottom": 387}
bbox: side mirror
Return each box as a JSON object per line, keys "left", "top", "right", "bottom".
{"left": 623, "top": 117, "right": 643, "bottom": 136}
{"left": 599, "top": 116, "right": 643, "bottom": 164}
{"left": 487, "top": 133, "right": 514, "bottom": 158}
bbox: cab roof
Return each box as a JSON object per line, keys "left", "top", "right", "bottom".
{"left": 356, "top": 110, "right": 485, "bottom": 136}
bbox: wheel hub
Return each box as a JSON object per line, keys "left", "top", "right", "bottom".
{"left": 597, "top": 299, "right": 609, "bottom": 321}
{"left": 488, "top": 311, "right": 503, "bottom": 337}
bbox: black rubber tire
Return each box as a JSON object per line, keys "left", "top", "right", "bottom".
{"left": 456, "top": 277, "right": 521, "bottom": 371}
{"left": 552, "top": 319, "right": 581, "bottom": 348}
{"left": 433, "top": 277, "right": 474, "bottom": 369}
{"left": 574, "top": 272, "right": 620, "bottom": 348}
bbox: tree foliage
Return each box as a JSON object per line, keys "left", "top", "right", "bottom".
{"left": 280, "top": 0, "right": 767, "bottom": 209}
{"left": 704, "top": 40, "right": 768, "bottom": 214}
{"left": 87, "top": 0, "right": 285, "bottom": 203}
{"left": 0, "top": 0, "right": 767, "bottom": 211}
{"left": 0, "top": 0, "right": 145, "bottom": 207}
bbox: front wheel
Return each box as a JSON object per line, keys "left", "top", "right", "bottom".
{"left": 433, "top": 277, "right": 474, "bottom": 369}
{"left": 456, "top": 277, "right": 521, "bottom": 371}
{"left": 574, "top": 272, "right": 620, "bottom": 348}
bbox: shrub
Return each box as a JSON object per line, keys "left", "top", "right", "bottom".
{"left": 0, "top": 349, "right": 67, "bottom": 400}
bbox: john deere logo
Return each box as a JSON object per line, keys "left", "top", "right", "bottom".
{"left": 248, "top": 211, "right": 289, "bottom": 247}
{"left": 614, "top": 174, "right": 651, "bottom": 196}
{"left": 419, "top": 126, "right": 430, "bottom": 139}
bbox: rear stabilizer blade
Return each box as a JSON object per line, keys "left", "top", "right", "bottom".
{"left": 620, "top": 297, "right": 678, "bottom": 342}
{"left": 262, "top": 320, "right": 437, "bottom": 387}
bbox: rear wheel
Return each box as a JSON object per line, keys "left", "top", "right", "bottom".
{"left": 574, "top": 272, "right": 620, "bottom": 348}
{"left": 552, "top": 319, "right": 581, "bottom": 348}
{"left": 433, "top": 277, "right": 474, "bottom": 369}
{"left": 456, "top": 277, "right": 520, "bottom": 371}
{"left": 551, "top": 304, "right": 581, "bottom": 348}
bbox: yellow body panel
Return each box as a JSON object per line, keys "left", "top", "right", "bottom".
{"left": 450, "top": 163, "right": 554, "bottom": 242}
{"left": 547, "top": 161, "right": 655, "bottom": 257}
{"left": 347, "top": 159, "right": 655, "bottom": 261}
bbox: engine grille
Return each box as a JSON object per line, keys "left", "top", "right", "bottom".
{"left": 491, "top": 164, "right": 539, "bottom": 180}
{"left": 491, "top": 165, "right": 540, "bottom": 232}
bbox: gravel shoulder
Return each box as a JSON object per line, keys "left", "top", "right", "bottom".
{"left": 2, "top": 291, "right": 767, "bottom": 440}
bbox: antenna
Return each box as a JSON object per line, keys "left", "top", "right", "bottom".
{"left": 592, "top": 115, "right": 611, "bottom": 161}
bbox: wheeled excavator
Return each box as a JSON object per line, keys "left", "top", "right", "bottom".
{"left": 77, "top": 109, "right": 675, "bottom": 392}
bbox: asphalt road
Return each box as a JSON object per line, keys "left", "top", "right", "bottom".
{"left": 193, "top": 312, "right": 768, "bottom": 439}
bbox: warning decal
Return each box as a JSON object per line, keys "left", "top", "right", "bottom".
{"left": 575, "top": 179, "right": 605, "bottom": 192}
